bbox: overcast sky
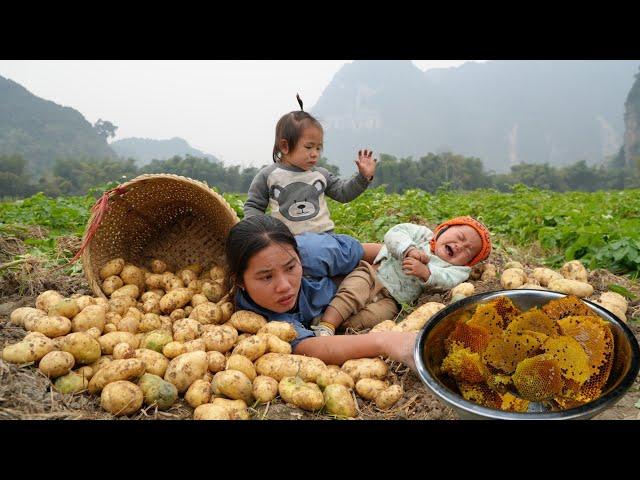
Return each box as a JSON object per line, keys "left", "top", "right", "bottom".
{"left": 0, "top": 60, "right": 486, "bottom": 167}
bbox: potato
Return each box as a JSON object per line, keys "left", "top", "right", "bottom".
{"left": 113, "top": 342, "right": 135, "bottom": 359}
{"left": 252, "top": 375, "right": 279, "bottom": 403}
{"left": 229, "top": 310, "right": 267, "bottom": 334}
{"left": 193, "top": 403, "right": 231, "bottom": 420}
{"left": 392, "top": 302, "right": 445, "bottom": 332}
{"left": 106, "top": 311, "right": 122, "bottom": 324}
{"left": 190, "top": 294, "right": 209, "bottom": 308}
{"left": 88, "top": 358, "right": 146, "bottom": 393}
{"left": 99, "top": 331, "right": 139, "bottom": 354}
{"left": 202, "top": 282, "right": 225, "bottom": 303}
{"left": 370, "top": 320, "right": 396, "bottom": 333}
{"left": 84, "top": 327, "right": 101, "bottom": 340}
{"left": 374, "top": 384, "right": 404, "bottom": 410}
{"left": 500, "top": 268, "right": 528, "bottom": 289}
{"left": 164, "top": 351, "right": 209, "bottom": 393}
{"left": 207, "top": 351, "right": 227, "bottom": 373}
{"left": 594, "top": 301, "right": 627, "bottom": 322}
{"left": 561, "top": 260, "right": 588, "bottom": 282}
{"left": 547, "top": 279, "right": 594, "bottom": 298}
{"left": 226, "top": 354, "right": 257, "bottom": 381}
{"left": 75, "top": 295, "right": 96, "bottom": 311}
{"left": 341, "top": 358, "right": 388, "bottom": 382}
{"left": 102, "top": 276, "right": 124, "bottom": 296}
{"left": 518, "top": 283, "right": 546, "bottom": 290}
{"left": 189, "top": 302, "right": 223, "bottom": 325}
{"left": 163, "top": 341, "right": 186, "bottom": 359}
{"left": 232, "top": 335, "right": 268, "bottom": 361}
{"left": 111, "top": 284, "right": 140, "bottom": 300}
{"left": 202, "top": 325, "right": 238, "bottom": 353}
{"left": 94, "top": 297, "right": 108, "bottom": 307}
{"left": 108, "top": 297, "right": 137, "bottom": 316}
{"left": 261, "top": 333, "right": 292, "bottom": 354}
{"left": 235, "top": 333, "right": 252, "bottom": 345}
{"left": 209, "top": 265, "right": 227, "bottom": 280}
{"left": 75, "top": 366, "right": 94, "bottom": 381}
{"left": 480, "top": 264, "right": 498, "bottom": 281}
{"left": 185, "top": 379, "right": 212, "bottom": 408}
{"left": 172, "top": 318, "right": 203, "bottom": 343}
{"left": 35, "top": 290, "right": 65, "bottom": 313}
{"left": 316, "top": 368, "right": 355, "bottom": 390}
{"left": 99, "top": 258, "right": 125, "bottom": 280}
{"left": 257, "top": 321, "right": 297, "bottom": 342}
{"left": 138, "top": 373, "right": 178, "bottom": 410}
{"left": 62, "top": 332, "right": 101, "bottom": 364}
{"left": 25, "top": 315, "right": 72, "bottom": 338}
{"left": 54, "top": 372, "right": 89, "bottom": 394}
{"left": 600, "top": 291, "right": 628, "bottom": 313}
{"left": 184, "top": 339, "right": 207, "bottom": 352}
{"left": 219, "top": 302, "right": 234, "bottom": 323}
{"left": 504, "top": 261, "right": 524, "bottom": 270}
{"left": 140, "top": 330, "right": 173, "bottom": 353}
{"left": 145, "top": 273, "right": 166, "bottom": 290}
{"left": 184, "top": 306, "right": 193, "bottom": 316}
{"left": 187, "top": 280, "right": 209, "bottom": 296}
{"left": 451, "top": 282, "right": 475, "bottom": 298}
{"left": 150, "top": 259, "right": 168, "bottom": 274}
{"left": 48, "top": 299, "right": 81, "bottom": 319}
{"left": 38, "top": 351, "right": 75, "bottom": 378}
{"left": 72, "top": 304, "right": 107, "bottom": 333}
{"left": 159, "top": 288, "right": 192, "bottom": 313}
{"left": 178, "top": 268, "right": 198, "bottom": 285}
{"left": 323, "top": 384, "right": 357, "bottom": 417}
{"left": 141, "top": 291, "right": 161, "bottom": 303}
{"left": 254, "top": 353, "right": 327, "bottom": 383}
{"left": 89, "top": 356, "right": 113, "bottom": 375}
{"left": 141, "top": 299, "right": 161, "bottom": 315}
{"left": 170, "top": 309, "right": 186, "bottom": 321}
{"left": 211, "top": 398, "right": 250, "bottom": 420}
{"left": 278, "top": 376, "right": 324, "bottom": 412}
{"left": 120, "top": 264, "right": 145, "bottom": 290}
{"left": 100, "top": 380, "right": 143, "bottom": 416}
{"left": 532, "top": 267, "right": 564, "bottom": 287}
{"left": 138, "top": 313, "right": 161, "bottom": 333}
{"left": 9, "top": 307, "right": 46, "bottom": 327}
{"left": 355, "top": 378, "right": 389, "bottom": 400}
{"left": 212, "top": 370, "right": 254, "bottom": 403}
{"left": 164, "top": 275, "right": 184, "bottom": 292}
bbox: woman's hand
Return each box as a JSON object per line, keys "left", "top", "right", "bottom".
{"left": 402, "top": 257, "right": 431, "bottom": 282}
{"left": 355, "top": 149, "right": 377, "bottom": 181}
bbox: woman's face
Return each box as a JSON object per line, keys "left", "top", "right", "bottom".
{"left": 241, "top": 242, "right": 303, "bottom": 313}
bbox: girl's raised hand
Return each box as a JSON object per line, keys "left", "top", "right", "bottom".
{"left": 355, "top": 149, "right": 377, "bottom": 180}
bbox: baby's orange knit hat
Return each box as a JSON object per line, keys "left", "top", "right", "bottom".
{"left": 429, "top": 216, "right": 492, "bottom": 266}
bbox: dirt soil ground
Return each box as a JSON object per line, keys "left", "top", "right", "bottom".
{"left": 1, "top": 259, "right": 639, "bottom": 421}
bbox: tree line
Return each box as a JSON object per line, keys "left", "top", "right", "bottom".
{"left": 1, "top": 151, "right": 639, "bottom": 199}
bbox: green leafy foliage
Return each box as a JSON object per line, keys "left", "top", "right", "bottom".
{"left": 2, "top": 185, "right": 640, "bottom": 277}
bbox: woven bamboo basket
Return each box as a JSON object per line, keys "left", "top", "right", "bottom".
{"left": 80, "top": 174, "right": 240, "bottom": 298}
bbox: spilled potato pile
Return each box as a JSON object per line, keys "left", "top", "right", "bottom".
{"left": 438, "top": 295, "right": 616, "bottom": 412}
{"left": 2, "top": 258, "right": 409, "bottom": 420}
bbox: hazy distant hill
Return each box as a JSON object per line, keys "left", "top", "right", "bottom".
{"left": 110, "top": 137, "right": 221, "bottom": 166}
{"left": 311, "top": 60, "right": 640, "bottom": 174}
{"left": 622, "top": 68, "right": 640, "bottom": 166}
{"left": 0, "top": 74, "right": 116, "bottom": 174}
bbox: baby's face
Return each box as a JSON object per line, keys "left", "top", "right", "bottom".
{"left": 433, "top": 225, "right": 482, "bottom": 266}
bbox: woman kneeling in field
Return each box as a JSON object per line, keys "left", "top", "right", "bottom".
{"left": 227, "top": 215, "right": 417, "bottom": 369}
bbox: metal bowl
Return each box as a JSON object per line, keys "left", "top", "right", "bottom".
{"left": 414, "top": 289, "right": 640, "bottom": 420}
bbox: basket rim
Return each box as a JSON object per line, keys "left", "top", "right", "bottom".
{"left": 80, "top": 173, "right": 240, "bottom": 298}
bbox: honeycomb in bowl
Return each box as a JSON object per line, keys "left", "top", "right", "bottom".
{"left": 438, "top": 295, "right": 615, "bottom": 412}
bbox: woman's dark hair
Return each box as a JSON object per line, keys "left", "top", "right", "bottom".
{"left": 226, "top": 215, "right": 299, "bottom": 289}
{"left": 272, "top": 110, "right": 323, "bottom": 163}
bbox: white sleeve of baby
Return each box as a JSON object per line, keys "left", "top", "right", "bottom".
{"left": 384, "top": 224, "right": 432, "bottom": 260}
{"left": 424, "top": 265, "right": 471, "bottom": 291}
